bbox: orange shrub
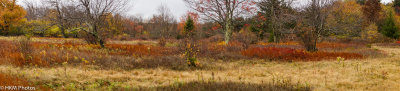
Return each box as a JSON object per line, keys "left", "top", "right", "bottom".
{"left": 242, "top": 47, "right": 363, "bottom": 61}
{"left": 0, "top": 73, "right": 31, "bottom": 86}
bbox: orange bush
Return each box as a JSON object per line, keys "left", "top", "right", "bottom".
{"left": 242, "top": 47, "right": 363, "bottom": 61}
{"left": 0, "top": 73, "right": 31, "bottom": 86}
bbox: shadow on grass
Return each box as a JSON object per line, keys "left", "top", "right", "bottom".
{"left": 137, "top": 81, "right": 312, "bottom": 91}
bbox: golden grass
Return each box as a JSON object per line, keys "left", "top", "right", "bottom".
{"left": 0, "top": 36, "right": 398, "bottom": 90}
{"left": 0, "top": 45, "right": 398, "bottom": 90}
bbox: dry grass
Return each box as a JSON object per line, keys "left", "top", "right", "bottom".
{"left": 0, "top": 37, "right": 398, "bottom": 90}
{"left": 0, "top": 45, "right": 398, "bottom": 90}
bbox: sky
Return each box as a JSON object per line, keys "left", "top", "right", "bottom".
{"left": 17, "top": 0, "right": 394, "bottom": 21}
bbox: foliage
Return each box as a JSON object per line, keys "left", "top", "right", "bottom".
{"left": 183, "top": 16, "right": 195, "bottom": 37}
{"left": 394, "top": 0, "right": 400, "bottom": 13}
{"left": 0, "top": 73, "right": 31, "bottom": 87}
{"left": 0, "top": 0, "right": 27, "bottom": 35}
{"left": 362, "top": 0, "right": 382, "bottom": 23}
{"left": 362, "top": 23, "right": 383, "bottom": 42}
{"left": 257, "top": 0, "right": 295, "bottom": 43}
{"left": 250, "top": 14, "right": 268, "bottom": 40}
{"left": 183, "top": 16, "right": 199, "bottom": 67}
{"left": 380, "top": 11, "right": 400, "bottom": 39}
{"left": 184, "top": 0, "right": 257, "bottom": 44}
{"left": 326, "top": 1, "right": 364, "bottom": 37}
{"left": 357, "top": 0, "right": 366, "bottom": 5}
{"left": 242, "top": 47, "right": 364, "bottom": 61}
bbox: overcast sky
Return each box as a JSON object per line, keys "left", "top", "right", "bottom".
{"left": 17, "top": 0, "right": 393, "bottom": 21}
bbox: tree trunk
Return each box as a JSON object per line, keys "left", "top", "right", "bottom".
{"left": 99, "top": 39, "right": 105, "bottom": 48}
{"left": 306, "top": 37, "right": 318, "bottom": 52}
{"left": 224, "top": 18, "right": 233, "bottom": 44}
{"left": 59, "top": 25, "right": 68, "bottom": 38}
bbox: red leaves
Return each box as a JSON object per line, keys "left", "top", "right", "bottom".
{"left": 242, "top": 47, "right": 363, "bottom": 61}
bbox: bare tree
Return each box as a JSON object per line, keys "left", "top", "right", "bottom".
{"left": 23, "top": 0, "right": 49, "bottom": 20}
{"left": 47, "top": 0, "right": 82, "bottom": 38}
{"left": 184, "top": 0, "right": 256, "bottom": 44}
{"left": 77, "top": 0, "right": 130, "bottom": 48}
{"left": 297, "top": 0, "right": 335, "bottom": 52}
{"left": 149, "top": 5, "right": 176, "bottom": 39}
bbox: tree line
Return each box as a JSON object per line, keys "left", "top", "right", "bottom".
{"left": 1, "top": 0, "right": 400, "bottom": 52}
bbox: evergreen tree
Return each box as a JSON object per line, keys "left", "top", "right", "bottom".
{"left": 380, "top": 11, "right": 400, "bottom": 39}
{"left": 357, "top": 0, "right": 366, "bottom": 5}
{"left": 183, "top": 16, "right": 195, "bottom": 38}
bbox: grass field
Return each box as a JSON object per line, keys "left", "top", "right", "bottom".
{"left": 0, "top": 36, "right": 399, "bottom": 91}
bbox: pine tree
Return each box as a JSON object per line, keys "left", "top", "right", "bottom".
{"left": 380, "top": 11, "right": 400, "bottom": 39}
{"left": 183, "top": 16, "right": 195, "bottom": 38}
{"left": 183, "top": 16, "right": 198, "bottom": 67}
{"left": 357, "top": 0, "right": 366, "bottom": 5}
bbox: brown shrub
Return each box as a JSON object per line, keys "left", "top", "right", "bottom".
{"left": 242, "top": 47, "right": 364, "bottom": 61}
{"left": 158, "top": 37, "right": 166, "bottom": 47}
{"left": 138, "top": 81, "right": 312, "bottom": 91}
{"left": 106, "top": 44, "right": 179, "bottom": 57}
{"left": 134, "top": 56, "right": 187, "bottom": 70}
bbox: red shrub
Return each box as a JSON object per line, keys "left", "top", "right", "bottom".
{"left": 242, "top": 47, "right": 363, "bottom": 61}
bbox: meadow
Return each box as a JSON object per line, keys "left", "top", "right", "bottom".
{"left": 0, "top": 36, "right": 398, "bottom": 91}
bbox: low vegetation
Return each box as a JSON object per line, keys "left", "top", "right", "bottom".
{"left": 1, "top": 0, "right": 400, "bottom": 90}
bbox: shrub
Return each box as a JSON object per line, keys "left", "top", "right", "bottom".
{"left": 14, "top": 37, "right": 35, "bottom": 66}
{"left": 242, "top": 47, "right": 363, "bottom": 61}
{"left": 158, "top": 37, "right": 166, "bottom": 47}
{"left": 380, "top": 11, "right": 400, "bottom": 39}
{"left": 106, "top": 44, "right": 179, "bottom": 57}
{"left": 0, "top": 73, "right": 31, "bottom": 86}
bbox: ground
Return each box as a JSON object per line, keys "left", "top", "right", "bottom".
{"left": 0, "top": 37, "right": 399, "bottom": 91}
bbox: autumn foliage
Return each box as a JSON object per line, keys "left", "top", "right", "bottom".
{"left": 0, "top": 0, "right": 27, "bottom": 35}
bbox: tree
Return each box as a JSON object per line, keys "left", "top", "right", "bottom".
{"left": 357, "top": 0, "right": 366, "bottom": 5}
{"left": 249, "top": 14, "right": 268, "bottom": 40}
{"left": 149, "top": 5, "right": 176, "bottom": 39}
{"left": 362, "top": 0, "right": 382, "bottom": 23}
{"left": 297, "top": 0, "right": 335, "bottom": 52}
{"left": 394, "top": 0, "right": 400, "bottom": 13}
{"left": 47, "top": 0, "right": 80, "bottom": 38}
{"left": 77, "top": 0, "right": 130, "bottom": 48}
{"left": 184, "top": 16, "right": 195, "bottom": 38}
{"left": 178, "top": 12, "right": 200, "bottom": 39}
{"left": 380, "top": 11, "right": 400, "bottom": 39}
{"left": 0, "top": 0, "right": 26, "bottom": 35}
{"left": 326, "top": 0, "right": 364, "bottom": 37}
{"left": 183, "top": 16, "right": 198, "bottom": 67}
{"left": 184, "top": 0, "right": 257, "bottom": 44}
{"left": 258, "top": 0, "right": 295, "bottom": 43}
